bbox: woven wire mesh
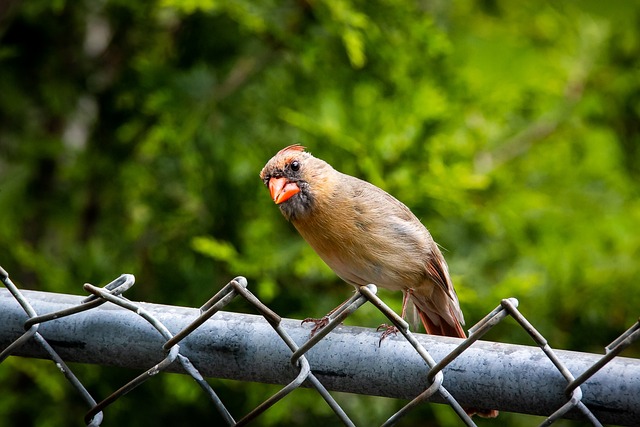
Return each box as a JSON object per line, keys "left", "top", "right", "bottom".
{"left": 1, "top": 265, "right": 638, "bottom": 426}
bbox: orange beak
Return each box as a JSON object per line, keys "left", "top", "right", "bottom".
{"left": 268, "top": 177, "right": 300, "bottom": 204}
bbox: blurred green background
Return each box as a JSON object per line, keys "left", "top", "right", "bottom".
{"left": 1, "top": 0, "right": 638, "bottom": 426}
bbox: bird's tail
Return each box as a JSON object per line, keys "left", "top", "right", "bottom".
{"left": 406, "top": 285, "right": 466, "bottom": 339}
{"left": 416, "top": 304, "right": 466, "bottom": 338}
{"left": 408, "top": 289, "right": 499, "bottom": 419}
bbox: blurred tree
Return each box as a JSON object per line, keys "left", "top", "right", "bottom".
{"left": 0, "top": 0, "right": 638, "bottom": 426}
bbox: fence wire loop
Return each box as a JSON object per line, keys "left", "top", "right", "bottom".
{"left": 565, "top": 318, "right": 640, "bottom": 399}
{"left": 0, "top": 268, "right": 107, "bottom": 426}
{"left": 1, "top": 265, "right": 639, "bottom": 427}
{"left": 606, "top": 318, "right": 640, "bottom": 354}
{"left": 22, "top": 275, "right": 135, "bottom": 331}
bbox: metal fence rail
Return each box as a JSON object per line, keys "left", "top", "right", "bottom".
{"left": 1, "top": 266, "right": 639, "bottom": 426}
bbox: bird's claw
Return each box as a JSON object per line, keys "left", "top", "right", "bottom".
{"left": 301, "top": 316, "right": 330, "bottom": 337}
{"left": 376, "top": 323, "right": 399, "bottom": 346}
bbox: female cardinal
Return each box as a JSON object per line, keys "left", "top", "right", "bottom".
{"left": 261, "top": 145, "right": 498, "bottom": 418}
{"left": 260, "top": 144, "right": 466, "bottom": 338}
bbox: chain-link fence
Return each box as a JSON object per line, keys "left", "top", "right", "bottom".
{"left": 1, "top": 265, "right": 639, "bottom": 426}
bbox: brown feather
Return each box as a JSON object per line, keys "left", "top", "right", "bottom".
{"left": 261, "top": 146, "right": 497, "bottom": 417}
{"left": 261, "top": 147, "right": 467, "bottom": 336}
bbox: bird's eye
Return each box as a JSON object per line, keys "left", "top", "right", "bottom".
{"left": 290, "top": 160, "right": 300, "bottom": 171}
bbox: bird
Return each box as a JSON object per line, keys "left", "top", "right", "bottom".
{"left": 260, "top": 144, "right": 466, "bottom": 336}
{"left": 259, "top": 144, "right": 498, "bottom": 418}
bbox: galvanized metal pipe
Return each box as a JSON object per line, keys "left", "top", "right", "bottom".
{"left": 0, "top": 289, "right": 638, "bottom": 425}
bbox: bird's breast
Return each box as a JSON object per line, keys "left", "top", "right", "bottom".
{"left": 291, "top": 200, "right": 426, "bottom": 291}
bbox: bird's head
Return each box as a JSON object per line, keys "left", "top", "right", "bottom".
{"left": 260, "top": 144, "right": 331, "bottom": 221}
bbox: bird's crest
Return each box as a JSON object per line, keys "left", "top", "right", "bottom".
{"left": 277, "top": 144, "right": 306, "bottom": 156}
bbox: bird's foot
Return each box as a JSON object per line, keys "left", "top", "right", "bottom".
{"left": 301, "top": 316, "right": 330, "bottom": 337}
{"left": 376, "top": 323, "right": 399, "bottom": 346}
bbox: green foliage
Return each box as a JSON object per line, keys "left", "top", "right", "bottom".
{"left": 1, "top": 0, "right": 639, "bottom": 425}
